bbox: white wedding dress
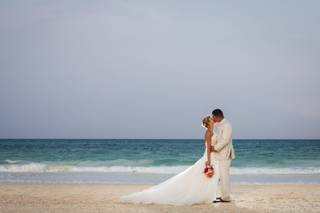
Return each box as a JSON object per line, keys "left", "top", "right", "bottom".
{"left": 120, "top": 137, "right": 220, "bottom": 205}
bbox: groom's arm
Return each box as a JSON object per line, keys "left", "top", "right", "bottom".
{"left": 213, "top": 124, "right": 232, "bottom": 152}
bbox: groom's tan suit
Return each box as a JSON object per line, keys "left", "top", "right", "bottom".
{"left": 212, "top": 118, "right": 235, "bottom": 201}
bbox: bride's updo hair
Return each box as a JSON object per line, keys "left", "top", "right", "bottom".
{"left": 202, "top": 116, "right": 211, "bottom": 128}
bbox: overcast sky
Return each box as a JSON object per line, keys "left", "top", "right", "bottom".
{"left": 0, "top": 0, "right": 319, "bottom": 139}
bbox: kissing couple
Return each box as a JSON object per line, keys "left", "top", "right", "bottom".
{"left": 120, "top": 109, "right": 236, "bottom": 205}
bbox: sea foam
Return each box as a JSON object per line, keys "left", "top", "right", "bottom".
{"left": 0, "top": 163, "right": 319, "bottom": 175}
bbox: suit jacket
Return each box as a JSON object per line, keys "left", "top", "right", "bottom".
{"left": 212, "top": 118, "right": 236, "bottom": 160}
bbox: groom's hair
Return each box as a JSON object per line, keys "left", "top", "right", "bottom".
{"left": 212, "top": 109, "right": 224, "bottom": 118}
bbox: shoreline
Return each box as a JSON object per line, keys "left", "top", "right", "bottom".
{"left": 1, "top": 183, "right": 319, "bottom": 213}
{"left": 1, "top": 171, "right": 319, "bottom": 185}
{"left": 0, "top": 181, "right": 319, "bottom": 185}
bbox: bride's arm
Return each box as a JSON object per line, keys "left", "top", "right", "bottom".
{"left": 205, "top": 131, "right": 212, "bottom": 166}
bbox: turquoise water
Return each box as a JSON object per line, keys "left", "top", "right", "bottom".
{"left": 0, "top": 139, "right": 319, "bottom": 184}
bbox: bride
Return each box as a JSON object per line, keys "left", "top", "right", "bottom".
{"left": 120, "top": 115, "right": 220, "bottom": 205}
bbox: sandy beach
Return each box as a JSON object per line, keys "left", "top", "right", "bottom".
{"left": 0, "top": 184, "right": 319, "bottom": 213}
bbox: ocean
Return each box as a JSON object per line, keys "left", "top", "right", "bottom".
{"left": 0, "top": 139, "right": 319, "bottom": 184}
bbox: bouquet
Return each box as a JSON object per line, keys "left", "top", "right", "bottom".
{"left": 203, "top": 165, "right": 214, "bottom": 178}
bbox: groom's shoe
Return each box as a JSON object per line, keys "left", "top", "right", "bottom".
{"left": 219, "top": 198, "right": 231, "bottom": 203}
{"left": 212, "top": 197, "right": 221, "bottom": 203}
{"left": 212, "top": 197, "right": 231, "bottom": 203}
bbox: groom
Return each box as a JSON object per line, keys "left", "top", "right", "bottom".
{"left": 211, "top": 109, "right": 235, "bottom": 203}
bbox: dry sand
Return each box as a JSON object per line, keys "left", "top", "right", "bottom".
{"left": 0, "top": 184, "right": 319, "bottom": 213}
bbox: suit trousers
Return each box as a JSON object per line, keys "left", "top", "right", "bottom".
{"left": 216, "top": 159, "right": 231, "bottom": 201}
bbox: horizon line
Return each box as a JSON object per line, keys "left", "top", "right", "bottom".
{"left": 0, "top": 138, "right": 319, "bottom": 140}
